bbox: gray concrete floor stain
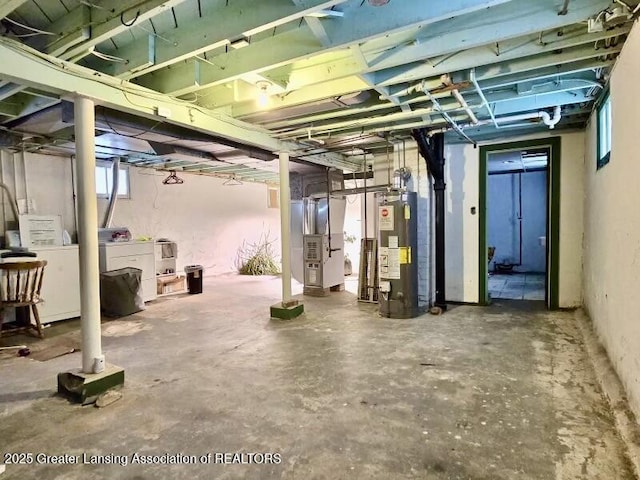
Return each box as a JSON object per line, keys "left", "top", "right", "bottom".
{"left": 0, "top": 274, "right": 635, "bottom": 479}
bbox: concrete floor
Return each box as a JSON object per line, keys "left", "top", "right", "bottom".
{"left": 0, "top": 274, "right": 635, "bottom": 479}
{"left": 489, "top": 273, "right": 545, "bottom": 301}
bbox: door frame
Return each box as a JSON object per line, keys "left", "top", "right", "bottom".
{"left": 478, "top": 137, "right": 561, "bottom": 309}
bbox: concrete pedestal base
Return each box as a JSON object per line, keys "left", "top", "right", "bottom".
{"left": 57, "top": 364, "right": 124, "bottom": 405}
{"left": 270, "top": 301, "right": 304, "bottom": 320}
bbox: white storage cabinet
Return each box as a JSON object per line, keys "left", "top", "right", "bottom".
{"left": 99, "top": 241, "right": 157, "bottom": 302}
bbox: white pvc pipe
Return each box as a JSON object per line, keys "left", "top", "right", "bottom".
{"left": 542, "top": 106, "right": 562, "bottom": 129}
{"left": 74, "top": 96, "right": 104, "bottom": 374}
{"left": 495, "top": 106, "right": 561, "bottom": 129}
{"left": 279, "top": 151, "right": 292, "bottom": 304}
{"left": 470, "top": 68, "right": 498, "bottom": 128}
{"left": 452, "top": 89, "right": 478, "bottom": 124}
{"left": 428, "top": 106, "right": 562, "bottom": 136}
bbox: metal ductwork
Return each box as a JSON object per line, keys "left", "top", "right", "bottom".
{"left": 93, "top": 107, "right": 277, "bottom": 162}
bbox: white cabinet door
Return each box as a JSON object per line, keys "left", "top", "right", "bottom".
{"left": 99, "top": 242, "right": 157, "bottom": 302}
{"left": 32, "top": 246, "right": 81, "bottom": 323}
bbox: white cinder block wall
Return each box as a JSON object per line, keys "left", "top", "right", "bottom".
{"left": 0, "top": 151, "right": 77, "bottom": 236}
{"left": 0, "top": 151, "right": 281, "bottom": 277}
{"left": 99, "top": 167, "right": 281, "bottom": 275}
{"left": 583, "top": 20, "right": 640, "bottom": 418}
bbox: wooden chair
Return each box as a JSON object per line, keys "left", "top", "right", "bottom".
{"left": 0, "top": 260, "right": 47, "bottom": 339}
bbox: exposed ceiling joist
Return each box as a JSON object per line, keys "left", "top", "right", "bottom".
{"left": 91, "top": 0, "right": 347, "bottom": 79}
{"left": 0, "top": 0, "right": 29, "bottom": 19}
{"left": 0, "top": 0, "right": 636, "bottom": 171}
{"left": 57, "top": 0, "right": 190, "bottom": 61}
{"left": 134, "top": 0, "right": 514, "bottom": 95}
{"left": 375, "top": 25, "right": 627, "bottom": 87}
{"left": 0, "top": 37, "right": 358, "bottom": 171}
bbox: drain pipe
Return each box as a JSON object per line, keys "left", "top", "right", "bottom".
{"left": 541, "top": 106, "right": 562, "bottom": 129}
{"left": 412, "top": 129, "right": 447, "bottom": 311}
{"left": 102, "top": 157, "right": 120, "bottom": 228}
{"left": 494, "top": 107, "right": 562, "bottom": 129}
{"left": 0, "top": 182, "right": 20, "bottom": 224}
{"left": 427, "top": 107, "right": 563, "bottom": 136}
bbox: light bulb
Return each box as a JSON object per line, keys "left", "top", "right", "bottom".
{"left": 256, "top": 81, "right": 271, "bottom": 108}
{"left": 257, "top": 90, "right": 269, "bottom": 108}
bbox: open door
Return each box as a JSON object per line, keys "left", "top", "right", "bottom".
{"left": 479, "top": 137, "right": 561, "bottom": 309}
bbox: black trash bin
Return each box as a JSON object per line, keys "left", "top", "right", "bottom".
{"left": 184, "top": 265, "right": 204, "bottom": 294}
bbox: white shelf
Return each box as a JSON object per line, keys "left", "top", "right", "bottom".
{"left": 155, "top": 241, "right": 178, "bottom": 279}
{"left": 157, "top": 272, "right": 176, "bottom": 278}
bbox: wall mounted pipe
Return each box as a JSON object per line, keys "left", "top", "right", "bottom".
{"left": 495, "top": 106, "right": 562, "bottom": 129}
{"left": 426, "top": 106, "right": 563, "bottom": 137}
{"left": 412, "top": 129, "right": 447, "bottom": 310}
{"left": 451, "top": 88, "right": 478, "bottom": 124}
{"left": 470, "top": 68, "right": 498, "bottom": 128}
{"left": 102, "top": 157, "right": 120, "bottom": 228}
{"left": 0, "top": 182, "right": 20, "bottom": 222}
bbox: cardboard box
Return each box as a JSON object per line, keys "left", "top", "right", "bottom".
{"left": 157, "top": 275, "right": 185, "bottom": 295}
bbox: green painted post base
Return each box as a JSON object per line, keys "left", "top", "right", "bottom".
{"left": 270, "top": 301, "right": 304, "bottom": 320}
{"left": 57, "top": 364, "right": 125, "bottom": 405}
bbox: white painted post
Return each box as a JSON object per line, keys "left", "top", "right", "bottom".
{"left": 74, "top": 96, "right": 104, "bottom": 373}
{"left": 279, "top": 151, "right": 292, "bottom": 304}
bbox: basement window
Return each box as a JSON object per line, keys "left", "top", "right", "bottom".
{"left": 96, "top": 163, "right": 130, "bottom": 198}
{"left": 597, "top": 92, "right": 612, "bottom": 169}
{"left": 267, "top": 186, "right": 279, "bottom": 209}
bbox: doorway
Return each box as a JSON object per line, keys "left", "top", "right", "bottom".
{"left": 479, "top": 138, "right": 561, "bottom": 309}
{"left": 487, "top": 148, "right": 548, "bottom": 301}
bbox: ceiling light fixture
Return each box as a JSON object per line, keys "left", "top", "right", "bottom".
{"left": 256, "top": 81, "right": 271, "bottom": 108}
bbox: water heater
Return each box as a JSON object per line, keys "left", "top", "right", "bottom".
{"left": 377, "top": 191, "right": 419, "bottom": 318}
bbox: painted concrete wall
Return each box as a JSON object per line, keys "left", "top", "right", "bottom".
{"left": 558, "top": 132, "right": 585, "bottom": 308}
{"left": 0, "top": 151, "right": 281, "bottom": 277}
{"left": 444, "top": 143, "right": 479, "bottom": 303}
{"left": 488, "top": 171, "right": 547, "bottom": 273}
{"left": 443, "top": 133, "right": 584, "bottom": 306}
{"left": 583, "top": 20, "right": 640, "bottom": 419}
{"left": 98, "top": 167, "right": 281, "bottom": 276}
{"left": 0, "top": 151, "right": 76, "bottom": 236}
